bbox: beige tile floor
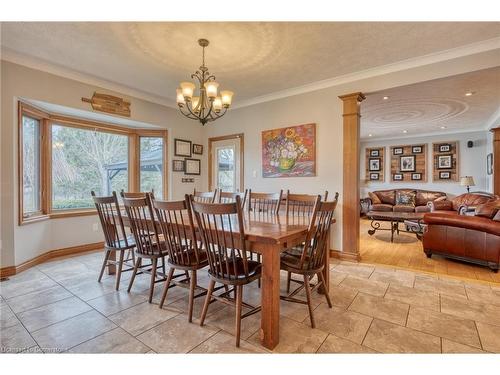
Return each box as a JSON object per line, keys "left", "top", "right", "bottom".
{"left": 1, "top": 251, "right": 500, "bottom": 354}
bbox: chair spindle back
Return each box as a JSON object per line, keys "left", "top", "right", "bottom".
{"left": 193, "top": 189, "right": 217, "bottom": 204}
{"left": 247, "top": 189, "right": 283, "bottom": 215}
{"left": 91, "top": 191, "right": 130, "bottom": 249}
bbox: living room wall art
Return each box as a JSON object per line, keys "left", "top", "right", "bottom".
{"left": 365, "top": 147, "right": 385, "bottom": 182}
{"left": 262, "top": 123, "right": 316, "bottom": 178}
{"left": 390, "top": 144, "right": 427, "bottom": 182}
{"left": 433, "top": 141, "right": 459, "bottom": 182}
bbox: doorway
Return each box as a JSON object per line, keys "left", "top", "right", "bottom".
{"left": 208, "top": 134, "right": 244, "bottom": 192}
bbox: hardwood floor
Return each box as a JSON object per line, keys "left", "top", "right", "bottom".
{"left": 359, "top": 218, "right": 500, "bottom": 285}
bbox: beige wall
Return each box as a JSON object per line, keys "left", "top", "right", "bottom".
{"left": 1, "top": 61, "right": 208, "bottom": 267}
{"left": 205, "top": 49, "right": 500, "bottom": 251}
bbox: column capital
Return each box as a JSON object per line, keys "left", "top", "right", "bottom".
{"left": 338, "top": 92, "right": 366, "bottom": 103}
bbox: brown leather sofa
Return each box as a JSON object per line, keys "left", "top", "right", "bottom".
{"left": 423, "top": 192, "right": 500, "bottom": 272}
{"left": 366, "top": 189, "right": 447, "bottom": 213}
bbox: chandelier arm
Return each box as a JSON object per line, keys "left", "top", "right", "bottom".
{"left": 191, "top": 72, "right": 203, "bottom": 86}
{"left": 184, "top": 101, "right": 200, "bottom": 118}
{"left": 208, "top": 106, "right": 228, "bottom": 121}
{"left": 178, "top": 106, "right": 198, "bottom": 120}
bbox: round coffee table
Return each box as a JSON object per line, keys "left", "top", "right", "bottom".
{"left": 366, "top": 211, "right": 425, "bottom": 242}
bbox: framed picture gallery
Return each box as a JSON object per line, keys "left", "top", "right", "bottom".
{"left": 390, "top": 144, "right": 426, "bottom": 182}
{"left": 174, "top": 138, "right": 192, "bottom": 157}
{"left": 172, "top": 159, "right": 185, "bottom": 172}
{"left": 192, "top": 143, "right": 203, "bottom": 155}
{"left": 433, "top": 141, "right": 458, "bottom": 182}
{"left": 365, "top": 147, "right": 385, "bottom": 182}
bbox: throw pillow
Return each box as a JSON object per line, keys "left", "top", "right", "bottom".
{"left": 368, "top": 192, "right": 381, "bottom": 205}
{"left": 396, "top": 190, "right": 416, "bottom": 207}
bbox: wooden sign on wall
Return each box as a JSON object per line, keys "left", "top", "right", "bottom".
{"left": 432, "top": 141, "right": 459, "bottom": 182}
{"left": 390, "top": 144, "right": 427, "bottom": 182}
{"left": 365, "top": 147, "right": 385, "bottom": 182}
{"left": 82, "top": 92, "right": 131, "bottom": 117}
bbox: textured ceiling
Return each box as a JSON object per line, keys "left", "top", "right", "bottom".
{"left": 361, "top": 67, "right": 500, "bottom": 140}
{"left": 1, "top": 22, "right": 500, "bottom": 103}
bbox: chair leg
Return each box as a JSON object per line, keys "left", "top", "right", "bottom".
{"left": 188, "top": 270, "right": 197, "bottom": 323}
{"left": 98, "top": 250, "right": 111, "bottom": 282}
{"left": 286, "top": 271, "right": 292, "bottom": 293}
{"left": 200, "top": 279, "right": 215, "bottom": 326}
{"left": 303, "top": 275, "right": 315, "bottom": 328}
{"left": 148, "top": 258, "right": 158, "bottom": 303}
{"left": 257, "top": 254, "right": 261, "bottom": 288}
{"left": 159, "top": 267, "right": 175, "bottom": 309}
{"left": 127, "top": 257, "right": 142, "bottom": 293}
{"left": 115, "top": 250, "right": 125, "bottom": 291}
{"left": 318, "top": 272, "right": 332, "bottom": 308}
{"left": 235, "top": 285, "right": 243, "bottom": 347}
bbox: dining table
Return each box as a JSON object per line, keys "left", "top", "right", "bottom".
{"left": 112, "top": 210, "right": 331, "bottom": 350}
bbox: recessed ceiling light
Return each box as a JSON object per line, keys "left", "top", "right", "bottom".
{"left": 403, "top": 130, "right": 408, "bottom": 134}
{"left": 440, "top": 126, "right": 447, "bottom": 129}
{"left": 465, "top": 91, "right": 475, "bottom": 96}
{"left": 383, "top": 96, "right": 389, "bottom": 100}
{"left": 368, "top": 134, "right": 373, "bottom": 137}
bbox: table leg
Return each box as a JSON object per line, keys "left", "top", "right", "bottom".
{"left": 260, "top": 243, "right": 281, "bottom": 350}
{"left": 391, "top": 220, "right": 395, "bottom": 243}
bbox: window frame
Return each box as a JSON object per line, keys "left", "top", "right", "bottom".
{"left": 17, "top": 101, "right": 168, "bottom": 224}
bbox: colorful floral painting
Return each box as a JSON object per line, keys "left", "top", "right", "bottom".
{"left": 262, "top": 123, "right": 316, "bottom": 178}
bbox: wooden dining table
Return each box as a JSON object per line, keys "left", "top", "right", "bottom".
{"left": 114, "top": 211, "right": 331, "bottom": 350}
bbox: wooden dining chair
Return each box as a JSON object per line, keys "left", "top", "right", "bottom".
{"left": 280, "top": 193, "right": 339, "bottom": 328}
{"left": 123, "top": 194, "right": 167, "bottom": 303}
{"left": 120, "top": 190, "right": 155, "bottom": 199}
{"left": 193, "top": 189, "right": 217, "bottom": 203}
{"left": 91, "top": 191, "right": 136, "bottom": 290}
{"left": 190, "top": 195, "right": 261, "bottom": 347}
{"left": 153, "top": 197, "right": 209, "bottom": 322}
{"left": 218, "top": 189, "right": 247, "bottom": 209}
{"left": 247, "top": 189, "right": 283, "bottom": 215}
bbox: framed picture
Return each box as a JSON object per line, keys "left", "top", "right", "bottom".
{"left": 172, "top": 159, "right": 185, "bottom": 172}
{"left": 262, "top": 123, "right": 316, "bottom": 178}
{"left": 192, "top": 143, "right": 203, "bottom": 155}
{"left": 437, "top": 155, "right": 452, "bottom": 169}
{"left": 184, "top": 158, "right": 201, "bottom": 175}
{"left": 487, "top": 153, "right": 493, "bottom": 175}
{"left": 370, "top": 173, "right": 379, "bottom": 181}
{"left": 411, "top": 173, "right": 422, "bottom": 180}
{"left": 439, "top": 171, "right": 451, "bottom": 179}
{"left": 369, "top": 158, "right": 381, "bottom": 171}
{"left": 439, "top": 144, "right": 451, "bottom": 153}
{"left": 370, "top": 149, "right": 380, "bottom": 157}
{"left": 174, "top": 138, "right": 192, "bottom": 157}
{"left": 412, "top": 146, "right": 423, "bottom": 154}
{"left": 393, "top": 173, "right": 403, "bottom": 181}
{"left": 400, "top": 155, "right": 416, "bottom": 172}
{"left": 393, "top": 147, "right": 403, "bottom": 155}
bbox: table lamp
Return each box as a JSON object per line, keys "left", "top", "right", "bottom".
{"left": 460, "top": 176, "right": 475, "bottom": 193}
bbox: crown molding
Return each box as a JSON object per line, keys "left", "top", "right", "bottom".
{"left": 233, "top": 37, "right": 500, "bottom": 109}
{"left": 484, "top": 106, "right": 500, "bottom": 131}
{"left": 1, "top": 47, "right": 178, "bottom": 109}
{"left": 361, "top": 127, "right": 488, "bottom": 142}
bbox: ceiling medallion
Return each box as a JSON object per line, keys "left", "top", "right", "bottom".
{"left": 176, "top": 39, "right": 234, "bottom": 125}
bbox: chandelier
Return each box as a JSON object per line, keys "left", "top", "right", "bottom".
{"left": 176, "top": 39, "right": 234, "bottom": 125}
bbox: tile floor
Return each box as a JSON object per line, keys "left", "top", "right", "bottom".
{"left": 1, "top": 251, "right": 500, "bottom": 354}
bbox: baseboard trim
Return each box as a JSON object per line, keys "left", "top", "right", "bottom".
{"left": 0, "top": 242, "right": 104, "bottom": 279}
{"left": 330, "top": 249, "right": 361, "bottom": 262}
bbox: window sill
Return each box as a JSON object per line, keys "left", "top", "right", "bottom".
{"left": 19, "top": 214, "right": 50, "bottom": 226}
{"left": 49, "top": 209, "right": 97, "bottom": 219}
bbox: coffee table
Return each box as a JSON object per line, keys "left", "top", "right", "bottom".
{"left": 366, "top": 211, "right": 425, "bottom": 242}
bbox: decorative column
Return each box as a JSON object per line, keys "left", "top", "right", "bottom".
{"left": 492, "top": 127, "right": 500, "bottom": 195}
{"left": 338, "top": 92, "right": 365, "bottom": 261}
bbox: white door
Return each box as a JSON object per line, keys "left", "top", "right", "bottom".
{"left": 211, "top": 137, "right": 241, "bottom": 192}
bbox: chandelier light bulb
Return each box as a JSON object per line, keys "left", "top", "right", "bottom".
{"left": 180, "top": 82, "right": 195, "bottom": 100}
{"left": 204, "top": 81, "right": 219, "bottom": 99}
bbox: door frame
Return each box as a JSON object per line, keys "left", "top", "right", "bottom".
{"left": 208, "top": 133, "right": 245, "bottom": 191}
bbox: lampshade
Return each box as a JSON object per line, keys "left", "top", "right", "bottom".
{"left": 191, "top": 96, "right": 200, "bottom": 113}
{"left": 204, "top": 81, "right": 219, "bottom": 99}
{"left": 180, "top": 82, "right": 196, "bottom": 99}
{"left": 176, "top": 89, "right": 185, "bottom": 105}
{"left": 213, "top": 97, "right": 222, "bottom": 112}
{"left": 460, "top": 176, "right": 475, "bottom": 186}
{"left": 221, "top": 90, "right": 234, "bottom": 107}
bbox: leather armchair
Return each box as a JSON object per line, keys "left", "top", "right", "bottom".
{"left": 423, "top": 194, "right": 500, "bottom": 272}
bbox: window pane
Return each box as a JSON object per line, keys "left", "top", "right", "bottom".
{"left": 140, "top": 137, "right": 163, "bottom": 198}
{"left": 217, "top": 147, "right": 235, "bottom": 192}
{"left": 22, "top": 116, "right": 41, "bottom": 215}
{"left": 51, "top": 125, "right": 129, "bottom": 210}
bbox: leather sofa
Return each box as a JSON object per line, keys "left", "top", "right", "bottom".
{"left": 423, "top": 192, "right": 500, "bottom": 272}
{"left": 366, "top": 189, "right": 447, "bottom": 213}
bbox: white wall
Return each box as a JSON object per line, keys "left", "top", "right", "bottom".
{"left": 1, "top": 61, "right": 208, "bottom": 267}
{"left": 360, "top": 131, "right": 490, "bottom": 198}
